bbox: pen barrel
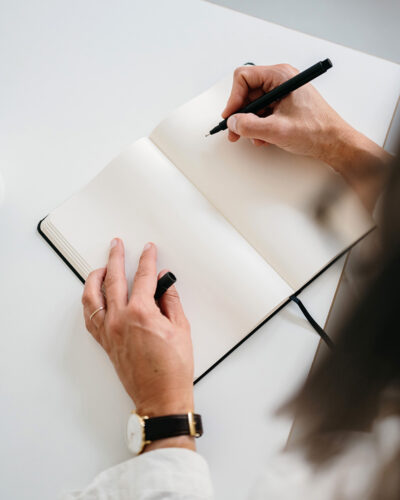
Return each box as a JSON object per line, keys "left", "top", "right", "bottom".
{"left": 154, "top": 271, "right": 177, "bottom": 300}
{"left": 208, "top": 59, "right": 332, "bottom": 135}
{"left": 240, "top": 59, "right": 332, "bottom": 114}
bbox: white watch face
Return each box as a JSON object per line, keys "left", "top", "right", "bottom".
{"left": 127, "top": 413, "right": 144, "bottom": 455}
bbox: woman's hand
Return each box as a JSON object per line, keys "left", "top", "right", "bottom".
{"left": 82, "top": 239, "right": 195, "bottom": 451}
{"left": 223, "top": 63, "right": 354, "bottom": 166}
{"left": 224, "top": 64, "right": 392, "bottom": 211}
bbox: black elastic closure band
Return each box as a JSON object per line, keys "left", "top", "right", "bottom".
{"left": 290, "top": 295, "right": 334, "bottom": 349}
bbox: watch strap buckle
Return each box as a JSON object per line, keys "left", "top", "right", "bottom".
{"left": 188, "top": 411, "right": 201, "bottom": 437}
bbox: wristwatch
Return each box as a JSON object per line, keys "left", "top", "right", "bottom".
{"left": 127, "top": 411, "right": 203, "bottom": 455}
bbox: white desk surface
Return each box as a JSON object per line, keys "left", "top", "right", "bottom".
{"left": 0, "top": 1, "right": 398, "bottom": 499}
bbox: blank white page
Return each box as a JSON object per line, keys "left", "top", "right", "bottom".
{"left": 41, "top": 138, "right": 292, "bottom": 379}
{"left": 151, "top": 77, "right": 380, "bottom": 290}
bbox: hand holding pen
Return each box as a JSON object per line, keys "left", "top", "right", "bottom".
{"left": 207, "top": 60, "right": 358, "bottom": 169}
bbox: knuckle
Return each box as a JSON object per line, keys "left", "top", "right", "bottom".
{"left": 135, "top": 268, "right": 150, "bottom": 280}
{"left": 279, "top": 63, "right": 299, "bottom": 76}
{"left": 233, "top": 66, "right": 252, "bottom": 80}
{"left": 166, "top": 288, "right": 180, "bottom": 300}
{"left": 81, "top": 292, "right": 88, "bottom": 306}
{"left": 82, "top": 291, "right": 93, "bottom": 307}
{"left": 106, "top": 313, "right": 122, "bottom": 333}
{"left": 104, "top": 272, "right": 118, "bottom": 288}
{"left": 86, "top": 270, "right": 95, "bottom": 281}
{"left": 129, "top": 300, "right": 148, "bottom": 321}
{"left": 233, "top": 66, "right": 244, "bottom": 78}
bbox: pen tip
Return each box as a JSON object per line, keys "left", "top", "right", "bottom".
{"left": 205, "top": 133, "right": 210, "bottom": 137}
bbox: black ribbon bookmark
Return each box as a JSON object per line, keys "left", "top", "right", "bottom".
{"left": 290, "top": 295, "right": 334, "bottom": 349}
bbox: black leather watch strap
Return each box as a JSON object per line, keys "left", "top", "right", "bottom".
{"left": 144, "top": 413, "right": 203, "bottom": 442}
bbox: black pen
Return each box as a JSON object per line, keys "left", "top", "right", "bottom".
{"left": 206, "top": 58, "right": 332, "bottom": 136}
{"left": 154, "top": 271, "right": 176, "bottom": 300}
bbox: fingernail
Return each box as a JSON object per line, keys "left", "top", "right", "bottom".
{"left": 110, "top": 238, "right": 118, "bottom": 249}
{"left": 227, "top": 115, "right": 238, "bottom": 134}
{"left": 143, "top": 242, "right": 152, "bottom": 251}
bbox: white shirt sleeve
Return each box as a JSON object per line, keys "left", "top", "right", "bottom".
{"left": 60, "top": 448, "right": 214, "bottom": 500}
{"left": 60, "top": 417, "right": 400, "bottom": 500}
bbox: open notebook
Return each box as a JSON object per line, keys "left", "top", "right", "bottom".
{"left": 39, "top": 75, "right": 377, "bottom": 380}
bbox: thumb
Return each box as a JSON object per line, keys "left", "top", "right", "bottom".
{"left": 157, "top": 270, "right": 187, "bottom": 326}
{"left": 227, "top": 113, "right": 280, "bottom": 143}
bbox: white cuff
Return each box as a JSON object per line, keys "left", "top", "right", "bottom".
{"left": 61, "top": 448, "right": 213, "bottom": 500}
